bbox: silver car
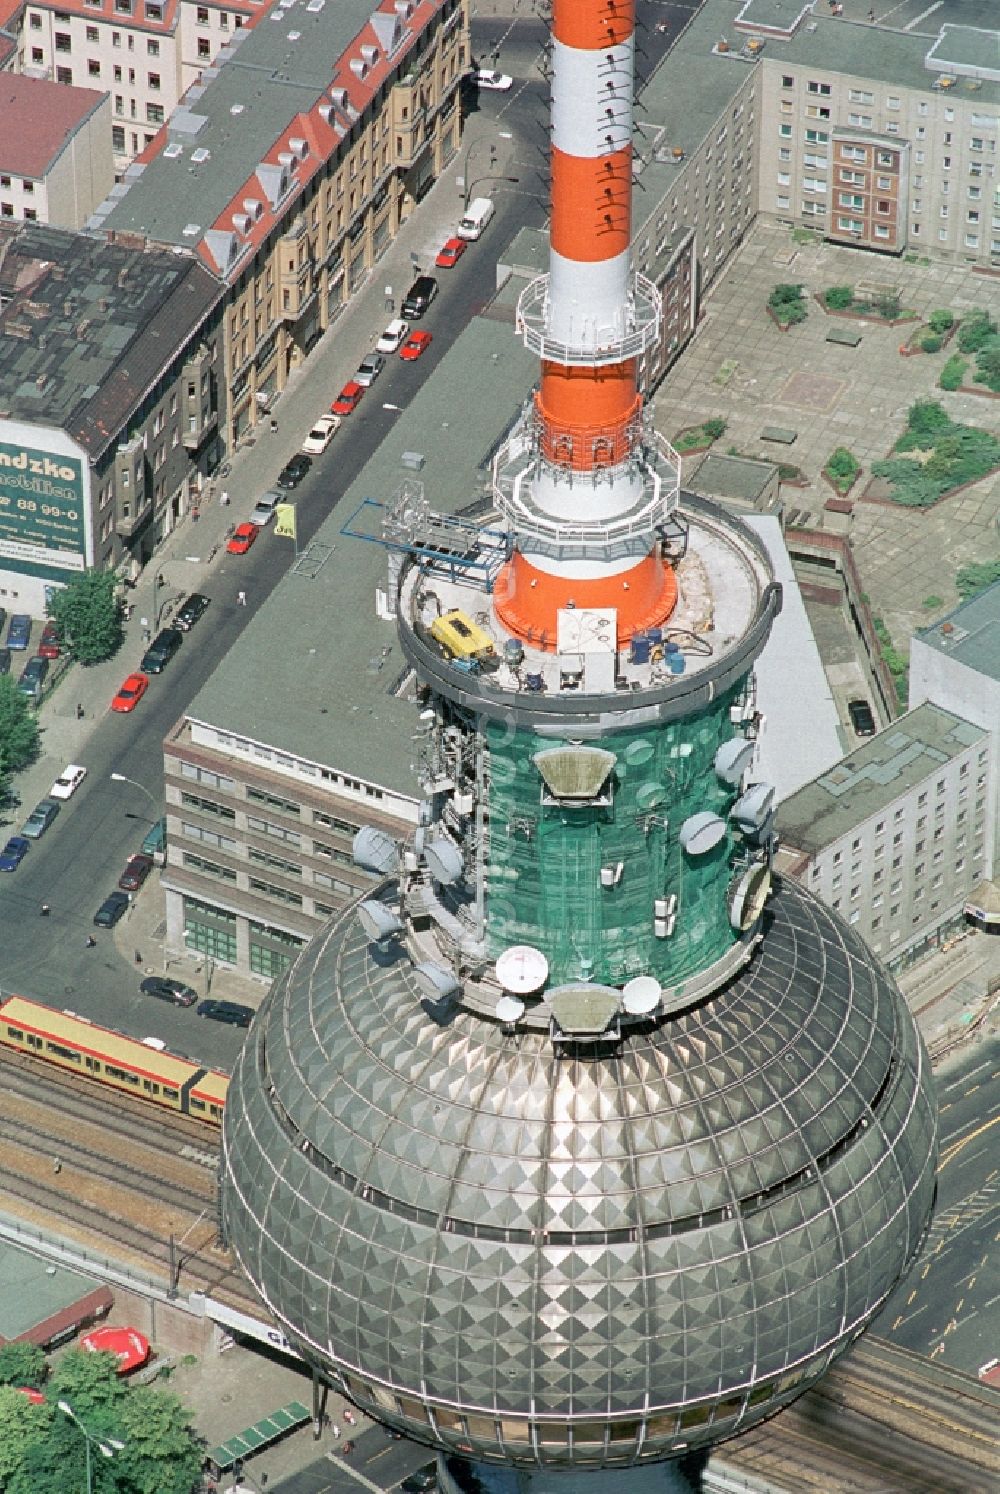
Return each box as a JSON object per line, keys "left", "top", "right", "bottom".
{"left": 354, "top": 353, "right": 385, "bottom": 387}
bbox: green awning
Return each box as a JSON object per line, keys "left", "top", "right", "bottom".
{"left": 206, "top": 1401, "right": 310, "bottom": 1471}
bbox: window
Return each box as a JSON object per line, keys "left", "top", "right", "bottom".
{"left": 877, "top": 151, "right": 895, "bottom": 166}
{"left": 777, "top": 172, "right": 791, "bottom": 187}
{"left": 838, "top": 217, "right": 863, "bottom": 233}
{"left": 848, "top": 89, "right": 874, "bottom": 105}
{"left": 778, "top": 124, "right": 792, "bottom": 139}
{"left": 965, "top": 233, "right": 980, "bottom": 247}
{"left": 806, "top": 105, "right": 831, "bottom": 120}
{"left": 776, "top": 195, "right": 790, "bottom": 210}
{"left": 876, "top": 175, "right": 891, "bottom": 190}
{"left": 875, "top": 225, "right": 890, "bottom": 239}
{"left": 778, "top": 147, "right": 791, "bottom": 162}
{"left": 805, "top": 129, "right": 829, "bottom": 145}
{"left": 148, "top": 71, "right": 160, "bottom": 89}
{"left": 887, "top": 96, "right": 899, "bottom": 110}
{"left": 782, "top": 74, "right": 794, "bottom": 88}
{"left": 86, "top": 24, "right": 98, "bottom": 39}
{"left": 839, "top": 193, "right": 863, "bottom": 209}
{"left": 848, "top": 114, "right": 872, "bottom": 129}
{"left": 971, "top": 137, "right": 984, "bottom": 152}
{"left": 88, "top": 59, "right": 100, "bottom": 76}
{"left": 807, "top": 81, "right": 831, "bottom": 96}
{"left": 197, "top": 37, "right": 210, "bottom": 57}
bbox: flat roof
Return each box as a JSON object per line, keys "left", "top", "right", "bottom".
{"left": 0, "top": 1239, "right": 106, "bottom": 1343}
{"left": 0, "top": 75, "right": 106, "bottom": 179}
{"left": 0, "top": 224, "right": 222, "bottom": 457}
{"left": 776, "top": 703, "right": 986, "bottom": 852}
{"left": 912, "top": 581, "right": 1000, "bottom": 684}
{"left": 185, "top": 314, "right": 538, "bottom": 792}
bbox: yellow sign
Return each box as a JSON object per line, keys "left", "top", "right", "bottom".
{"left": 274, "top": 503, "right": 297, "bottom": 540}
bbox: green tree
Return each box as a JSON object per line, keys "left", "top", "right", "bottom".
{"left": 702, "top": 417, "right": 726, "bottom": 439}
{"left": 0, "top": 1343, "right": 47, "bottom": 1388}
{"left": 973, "top": 336, "right": 1000, "bottom": 392}
{"left": 927, "top": 309, "right": 954, "bottom": 334}
{"left": 768, "top": 283, "right": 807, "bottom": 324}
{"left": 920, "top": 334, "right": 942, "bottom": 353}
{"left": 48, "top": 570, "right": 122, "bottom": 666}
{"left": 823, "top": 285, "right": 853, "bottom": 310}
{"left": 956, "top": 560, "right": 1000, "bottom": 599}
{"left": 48, "top": 1348, "right": 124, "bottom": 1423}
{"left": 957, "top": 309, "right": 996, "bottom": 353}
{"left": 875, "top": 291, "right": 901, "bottom": 320}
{"left": 0, "top": 1386, "right": 52, "bottom": 1490}
{"left": 939, "top": 354, "right": 966, "bottom": 391}
{"left": 0, "top": 676, "right": 41, "bottom": 784}
{"left": 113, "top": 1387, "right": 203, "bottom": 1494}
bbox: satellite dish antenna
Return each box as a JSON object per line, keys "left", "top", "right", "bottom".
{"left": 622, "top": 975, "right": 661, "bottom": 1015}
{"left": 419, "top": 707, "right": 435, "bottom": 721}
{"left": 413, "top": 963, "right": 460, "bottom": 1000}
{"left": 496, "top": 994, "right": 525, "bottom": 1024}
{"left": 424, "top": 837, "right": 463, "bottom": 884}
{"left": 352, "top": 826, "right": 399, "bottom": 874}
{"left": 714, "top": 738, "right": 755, "bottom": 787}
{"left": 679, "top": 811, "right": 727, "bottom": 855}
{"left": 357, "top": 900, "right": 404, "bottom": 942}
{"left": 495, "top": 945, "right": 549, "bottom": 994}
{"left": 728, "top": 865, "right": 773, "bottom": 932}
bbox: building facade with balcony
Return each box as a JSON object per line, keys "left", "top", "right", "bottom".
{"left": 98, "top": 0, "right": 469, "bottom": 445}
{"left": 0, "top": 222, "right": 224, "bottom": 611}
{"left": 0, "top": 72, "right": 112, "bottom": 227}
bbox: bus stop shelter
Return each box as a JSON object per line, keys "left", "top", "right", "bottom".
{"left": 205, "top": 1400, "right": 310, "bottom": 1476}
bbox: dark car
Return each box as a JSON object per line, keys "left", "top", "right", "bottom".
{"left": 0, "top": 647, "right": 10, "bottom": 676}
{"left": 140, "top": 626, "right": 182, "bottom": 674}
{"left": 6, "top": 614, "right": 31, "bottom": 651}
{"left": 93, "top": 890, "right": 130, "bottom": 928}
{"left": 276, "top": 454, "right": 312, "bottom": 490}
{"left": 401, "top": 275, "right": 438, "bottom": 319}
{"left": 400, "top": 1466, "right": 438, "bottom": 1493}
{"left": 17, "top": 655, "right": 47, "bottom": 701}
{"left": 196, "top": 999, "right": 254, "bottom": 1028}
{"left": 140, "top": 976, "right": 198, "bottom": 1008}
{"left": 0, "top": 836, "right": 30, "bottom": 873}
{"left": 118, "top": 853, "right": 154, "bottom": 892}
{"left": 22, "top": 798, "right": 60, "bottom": 840}
{"left": 847, "top": 698, "right": 876, "bottom": 736}
{"left": 174, "top": 593, "right": 210, "bottom": 632}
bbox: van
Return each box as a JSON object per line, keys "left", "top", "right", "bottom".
{"left": 17, "top": 655, "right": 48, "bottom": 700}
{"left": 401, "top": 275, "right": 439, "bottom": 319}
{"left": 141, "top": 816, "right": 167, "bottom": 867}
{"left": 457, "top": 196, "right": 495, "bottom": 241}
{"left": 140, "top": 626, "right": 182, "bottom": 674}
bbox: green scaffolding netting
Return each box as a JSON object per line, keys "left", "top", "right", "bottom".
{"left": 484, "top": 680, "right": 750, "bottom": 988}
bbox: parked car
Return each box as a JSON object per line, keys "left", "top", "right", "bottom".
{"left": 0, "top": 836, "right": 29, "bottom": 873}
{"left": 17, "top": 656, "right": 48, "bottom": 700}
{"left": 376, "top": 318, "right": 409, "bottom": 354}
{"left": 50, "top": 763, "right": 87, "bottom": 800}
{"left": 399, "top": 330, "right": 433, "bottom": 362}
{"left": 5, "top": 614, "right": 31, "bottom": 651}
{"left": 140, "top": 975, "right": 198, "bottom": 1008}
{"left": 457, "top": 196, "right": 495, "bottom": 241}
{"left": 475, "top": 67, "right": 512, "bottom": 91}
{"left": 250, "top": 490, "right": 283, "bottom": 526}
{"left": 0, "top": 647, "right": 11, "bottom": 676}
{"left": 118, "top": 853, "right": 154, "bottom": 892}
{"left": 848, "top": 698, "right": 876, "bottom": 736}
{"left": 111, "top": 672, "right": 149, "bottom": 713}
{"left": 94, "top": 890, "right": 130, "bottom": 928}
{"left": 401, "top": 275, "right": 438, "bottom": 319}
{"left": 37, "top": 621, "right": 61, "bottom": 659}
{"left": 354, "top": 353, "right": 385, "bottom": 387}
{"left": 140, "top": 627, "right": 182, "bottom": 673}
{"left": 301, "top": 415, "right": 340, "bottom": 454}
{"left": 22, "top": 798, "right": 60, "bottom": 840}
{"left": 174, "top": 593, "right": 210, "bottom": 631}
{"left": 227, "top": 522, "right": 258, "bottom": 555}
{"left": 401, "top": 1466, "right": 438, "bottom": 1493}
{"left": 196, "top": 999, "right": 254, "bottom": 1028}
{"left": 435, "top": 236, "right": 467, "bottom": 268}
{"left": 331, "top": 380, "right": 365, "bottom": 416}
{"left": 276, "top": 455, "right": 312, "bottom": 490}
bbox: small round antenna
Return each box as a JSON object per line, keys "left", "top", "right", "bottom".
{"left": 495, "top": 945, "right": 549, "bottom": 994}
{"left": 496, "top": 994, "right": 526, "bottom": 1024}
{"left": 622, "top": 976, "right": 661, "bottom": 1016}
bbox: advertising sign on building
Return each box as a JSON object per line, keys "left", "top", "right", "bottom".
{"left": 0, "top": 435, "right": 90, "bottom": 580}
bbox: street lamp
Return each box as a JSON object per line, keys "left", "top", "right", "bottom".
{"left": 464, "top": 173, "right": 519, "bottom": 209}
{"left": 459, "top": 135, "right": 497, "bottom": 201}
{"left": 57, "top": 1400, "right": 124, "bottom": 1494}
{"left": 110, "top": 772, "right": 159, "bottom": 813}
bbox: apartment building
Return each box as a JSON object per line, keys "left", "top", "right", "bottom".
{"left": 0, "top": 72, "right": 112, "bottom": 227}
{"left": 14, "top": 0, "right": 257, "bottom": 174}
{"left": 0, "top": 222, "right": 224, "bottom": 611}
{"left": 100, "top": 0, "right": 468, "bottom": 443}
{"left": 778, "top": 703, "right": 990, "bottom": 971}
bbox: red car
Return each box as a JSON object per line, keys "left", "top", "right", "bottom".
{"left": 399, "top": 330, "right": 433, "bottom": 362}
{"left": 227, "top": 521, "right": 258, "bottom": 555}
{"left": 118, "top": 852, "right": 153, "bottom": 892}
{"left": 111, "top": 671, "right": 149, "bottom": 713}
{"left": 331, "top": 380, "right": 364, "bottom": 416}
{"left": 37, "top": 621, "right": 61, "bottom": 659}
{"left": 435, "top": 236, "right": 466, "bottom": 269}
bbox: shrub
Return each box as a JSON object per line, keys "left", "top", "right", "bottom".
{"left": 824, "top": 285, "right": 853, "bottom": 310}
{"left": 922, "top": 595, "right": 944, "bottom": 610}
{"left": 702, "top": 417, "right": 726, "bottom": 440}
{"left": 920, "top": 334, "right": 943, "bottom": 354}
{"left": 927, "top": 309, "right": 954, "bottom": 334}
{"left": 957, "top": 310, "right": 996, "bottom": 353}
{"left": 824, "top": 447, "right": 860, "bottom": 489}
{"left": 972, "top": 335, "right": 1000, "bottom": 393}
{"left": 939, "top": 354, "right": 967, "bottom": 391}
{"left": 874, "top": 292, "right": 902, "bottom": 320}
{"left": 768, "top": 283, "right": 807, "bottom": 324}
{"left": 957, "top": 560, "right": 1000, "bottom": 599}
{"left": 905, "top": 400, "right": 952, "bottom": 440}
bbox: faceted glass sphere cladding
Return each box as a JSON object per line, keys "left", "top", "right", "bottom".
{"left": 220, "top": 879, "right": 937, "bottom": 1469}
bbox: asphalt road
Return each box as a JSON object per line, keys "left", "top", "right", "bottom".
{"left": 873, "top": 1036, "right": 1000, "bottom": 1376}
{"left": 0, "top": 89, "right": 547, "bottom": 1072}
{"left": 267, "top": 1425, "right": 436, "bottom": 1494}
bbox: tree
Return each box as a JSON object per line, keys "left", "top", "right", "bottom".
{"left": 0, "top": 1387, "right": 52, "bottom": 1491}
{"left": 957, "top": 560, "right": 1000, "bottom": 599}
{"left": 113, "top": 1386, "right": 203, "bottom": 1494}
{"left": 48, "top": 1348, "right": 124, "bottom": 1422}
{"left": 824, "top": 285, "right": 853, "bottom": 310}
{"left": 48, "top": 570, "right": 122, "bottom": 666}
{"left": 0, "top": 1342, "right": 47, "bottom": 1388}
{"left": 0, "top": 676, "right": 41, "bottom": 785}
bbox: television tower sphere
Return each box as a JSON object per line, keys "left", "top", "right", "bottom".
{"left": 220, "top": 1, "right": 936, "bottom": 1487}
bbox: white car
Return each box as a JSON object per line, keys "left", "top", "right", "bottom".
{"left": 301, "top": 415, "right": 341, "bottom": 454}
{"left": 376, "top": 318, "right": 410, "bottom": 354}
{"left": 476, "top": 68, "right": 513, "bottom": 92}
{"left": 50, "top": 763, "right": 87, "bottom": 800}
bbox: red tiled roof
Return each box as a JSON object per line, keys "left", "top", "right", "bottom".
{"left": 0, "top": 74, "right": 107, "bottom": 178}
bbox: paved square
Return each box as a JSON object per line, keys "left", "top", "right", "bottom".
{"left": 776, "top": 371, "right": 846, "bottom": 414}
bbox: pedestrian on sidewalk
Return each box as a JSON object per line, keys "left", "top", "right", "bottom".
{"left": 76, "top": 702, "right": 85, "bottom": 720}
{"left": 237, "top": 590, "right": 247, "bottom": 606}
{"left": 220, "top": 490, "right": 230, "bottom": 507}
{"left": 270, "top": 417, "right": 278, "bottom": 434}
{"left": 85, "top": 935, "right": 96, "bottom": 948}
{"left": 134, "top": 949, "right": 143, "bottom": 966}
{"left": 343, "top": 1408, "right": 356, "bottom": 1426}
{"left": 40, "top": 903, "right": 50, "bottom": 917}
